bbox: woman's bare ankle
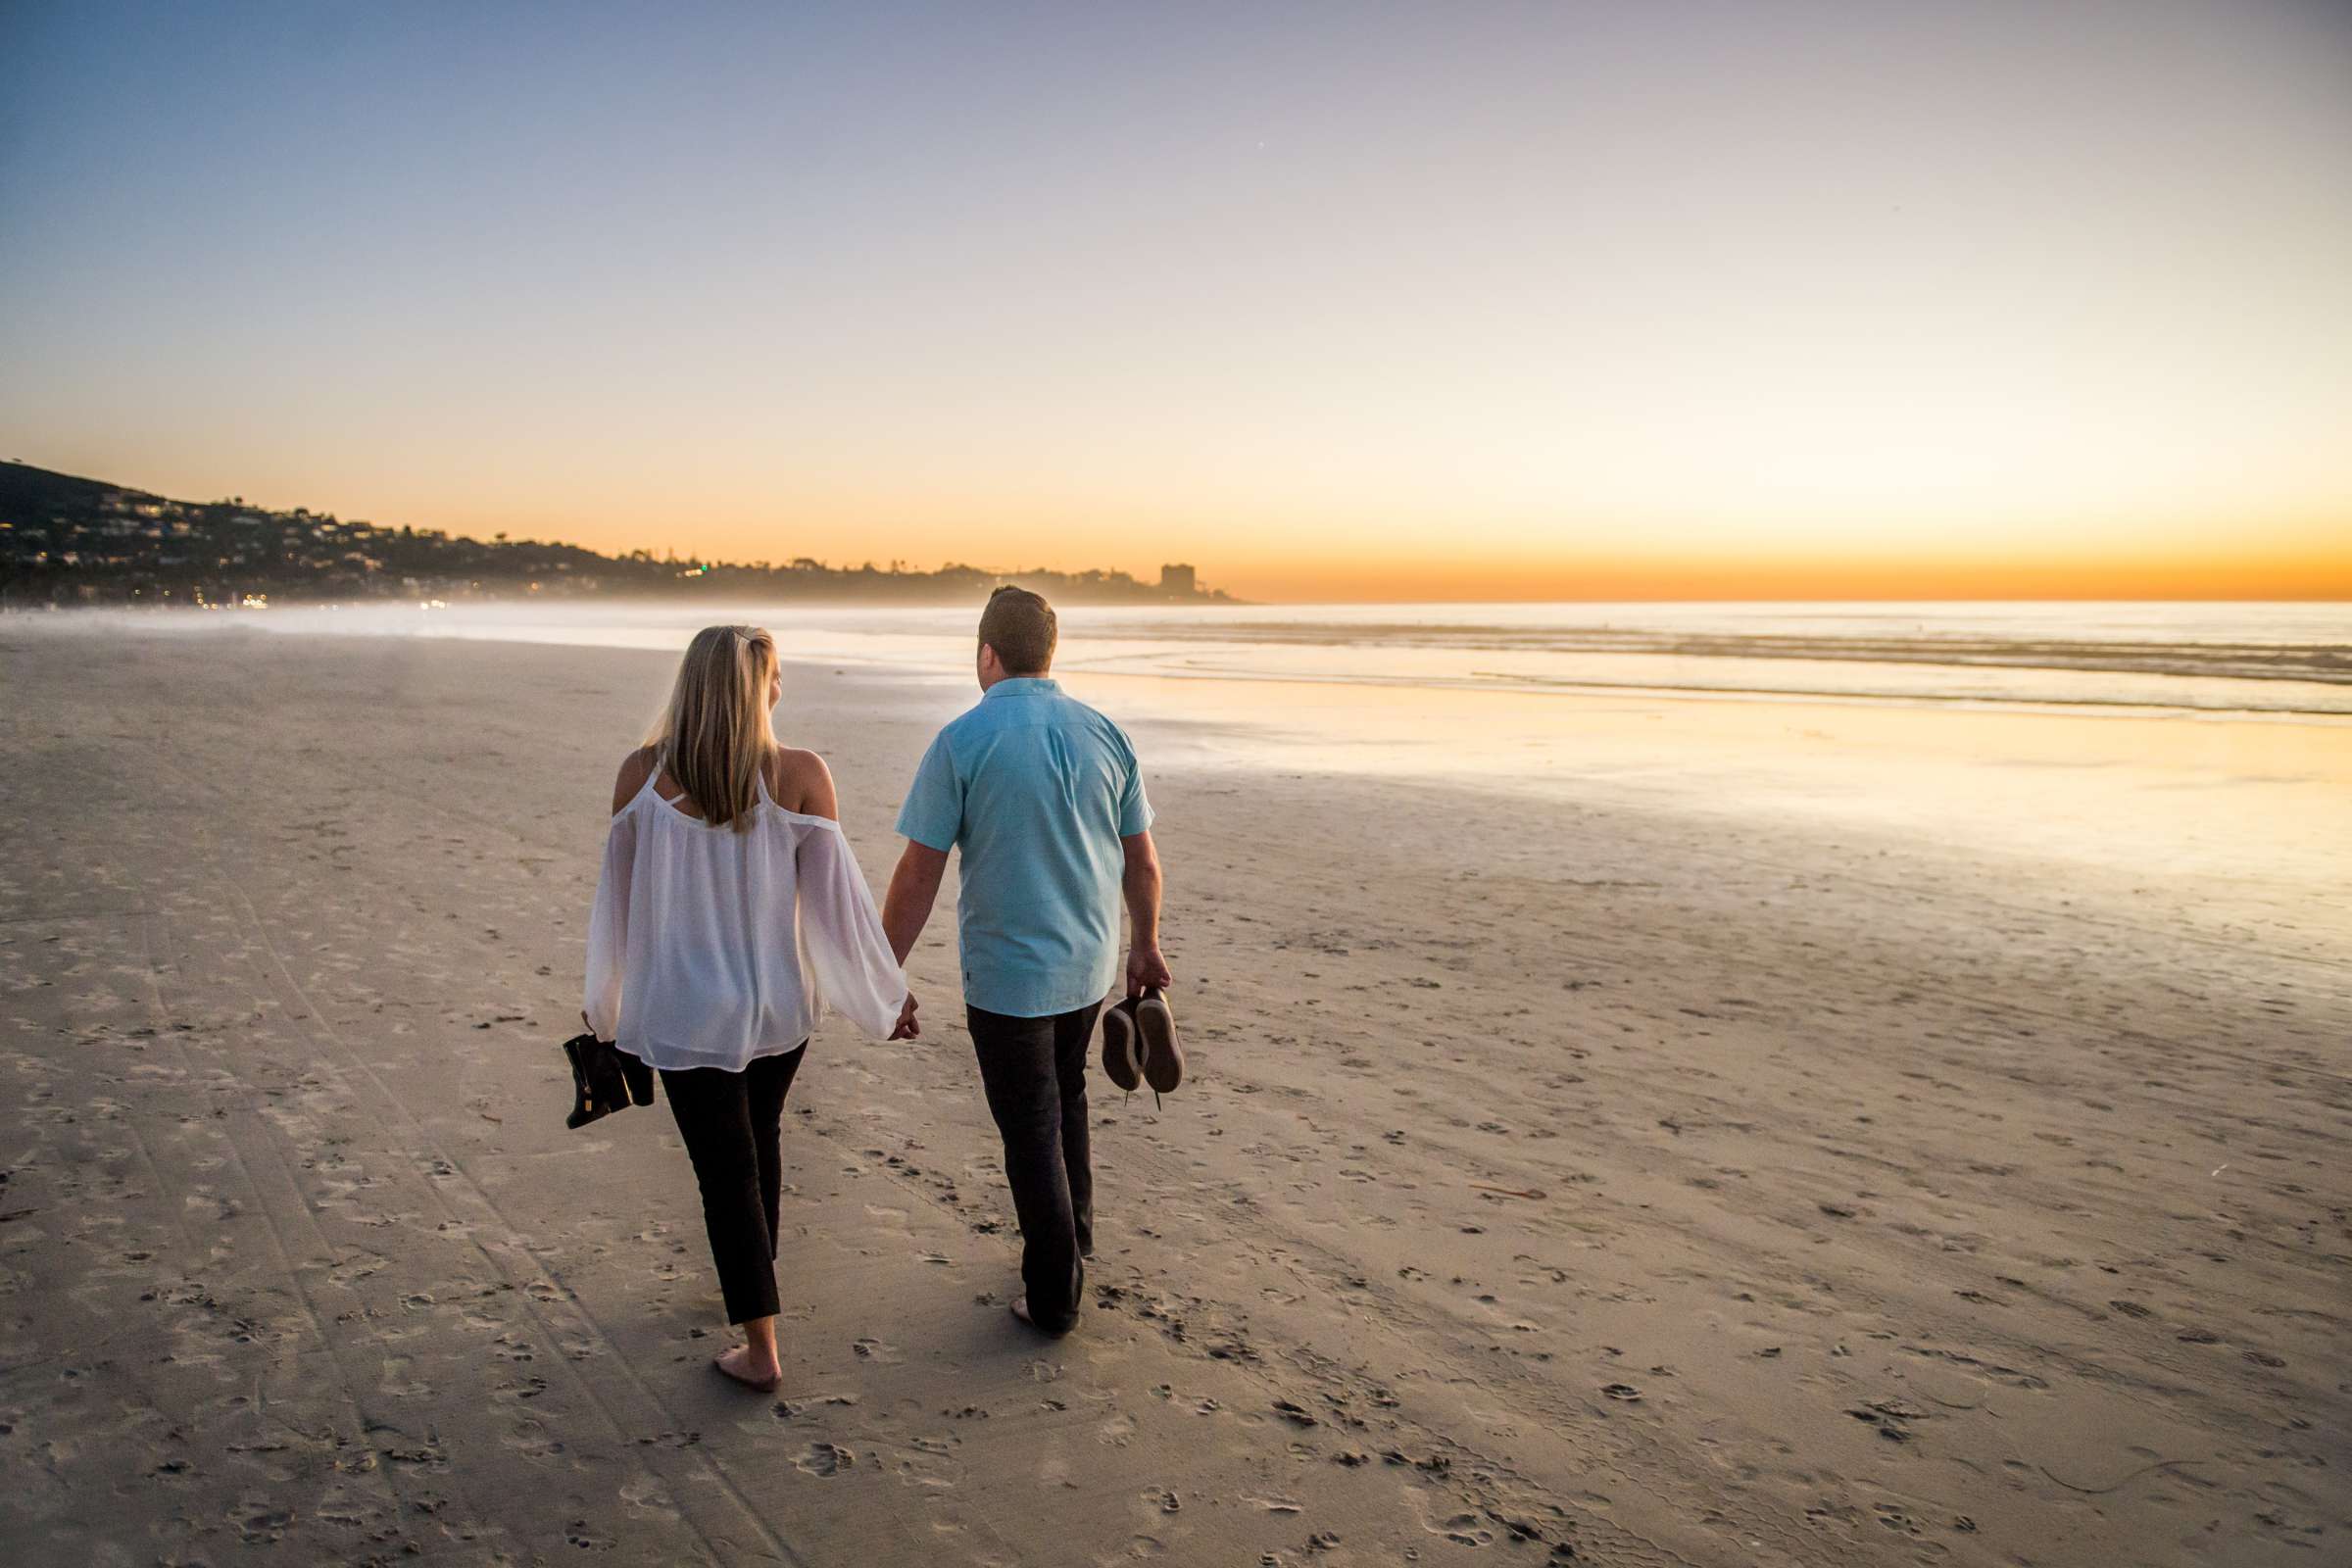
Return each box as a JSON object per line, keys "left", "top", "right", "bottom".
{"left": 718, "top": 1342, "right": 778, "bottom": 1371}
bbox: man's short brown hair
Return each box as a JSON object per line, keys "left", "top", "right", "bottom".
{"left": 978, "top": 585, "right": 1056, "bottom": 674}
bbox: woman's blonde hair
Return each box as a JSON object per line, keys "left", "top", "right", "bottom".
{"left": 647, "top": 624, "right": 779, "bottom": 832}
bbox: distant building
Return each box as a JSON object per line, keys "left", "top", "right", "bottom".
{"left": 1158, "top": 563, "right": 1196, "bottom": 598}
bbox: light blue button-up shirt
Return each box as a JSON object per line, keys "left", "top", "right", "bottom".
{"left": 895, "top": 677, "right": 1153, "bottom": 1018}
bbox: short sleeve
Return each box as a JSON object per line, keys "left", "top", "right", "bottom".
{"left": 895, "top": 730, "right": 963, "bottom": 851}
{"left": 1115, "top": 732, "right": 1152, "bottom": 838}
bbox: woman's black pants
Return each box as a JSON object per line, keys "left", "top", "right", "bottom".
{"left": 660, "top": 1043, "right": 807, "bottom": 1325}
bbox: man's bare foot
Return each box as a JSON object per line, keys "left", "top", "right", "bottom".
{"left": 711, "top": 1343, "right": 782, "bottom": 1392}
{"left": 1008, "top": 1295, "right": 1076, "bottom": 1337}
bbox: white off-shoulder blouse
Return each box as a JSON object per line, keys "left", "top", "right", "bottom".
{"left": 583, "top": 764, "right": 909, "bottom": 1071}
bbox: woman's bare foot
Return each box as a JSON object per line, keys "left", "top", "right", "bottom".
{"left": 711, "top": 1343, "right": 782, "bottom": 1392}
{"left": 1010, "top": 1296, "right": 1033, "bottom": 1326}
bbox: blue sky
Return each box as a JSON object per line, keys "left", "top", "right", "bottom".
{"left": 6, "top": 1, "right": 2349, "bottom": 597}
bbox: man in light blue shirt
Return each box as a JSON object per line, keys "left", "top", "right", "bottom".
{"left": 882, "top": 587, "right": 1170, "bottom": 1336}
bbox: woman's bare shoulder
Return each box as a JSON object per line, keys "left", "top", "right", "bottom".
{"left": 766, "top": 747, "right": 838, "bottom": 819}
{"left": 611, "top": 746, "right": 659, "bottom": 814}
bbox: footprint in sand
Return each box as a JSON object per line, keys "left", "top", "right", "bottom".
{"left": 1436, "top": 1512, "right": 1494, "bottom": 1545}
{"left": 234, "top": 1505, "right": 295, "bottom": 1544}
{"left": 1870, "top": 1503, "right": 1926, "bottom": 1536}
{"left": 795, "top": 1442, "right": 855, "bottom": 1477}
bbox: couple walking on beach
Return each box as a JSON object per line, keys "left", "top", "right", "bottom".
{"left": 580, "top": 588, "right": 1181, "bottom": 1393}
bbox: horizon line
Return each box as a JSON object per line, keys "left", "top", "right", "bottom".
{"left": 8, "top": 455, "right": 2348, "bottom": 606}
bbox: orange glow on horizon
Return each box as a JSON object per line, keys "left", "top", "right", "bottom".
{"left": 426, "top": 498, "right": 2348, "bottom": 604}
{"left": 24, "top": 444, "right": 2344, "bottom": 604}
{"left": 1212, "top": 549, "right": 2352, "bottom": 605}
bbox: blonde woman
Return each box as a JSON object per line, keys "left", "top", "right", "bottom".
{"left": 584, "top": 624, "right": 918, "bottom": 1392}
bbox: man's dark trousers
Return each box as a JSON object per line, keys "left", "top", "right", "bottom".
{"left": 967, "top": 1001, "right": 1105, "bottom": 1335}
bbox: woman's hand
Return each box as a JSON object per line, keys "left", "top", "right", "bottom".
{"left": 888, "top": 993, "right": 921, "bottom": 1041}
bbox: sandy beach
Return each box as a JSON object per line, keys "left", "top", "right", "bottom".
{"left": 1, "top": 623, "right": 2345, "bottom": 1567}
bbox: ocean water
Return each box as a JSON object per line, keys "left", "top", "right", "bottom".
{"left": 21, "top": 597, "right": 2351, "bottom": 918}
{"left": 257, "top": 599, "right": 2352, "bottom": 716}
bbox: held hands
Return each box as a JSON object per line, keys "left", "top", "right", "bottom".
{"left": 586, "top": 1000, "right": 923, "bottom": 1044}
{"left": 888, "top": 993, "right": 922, "bottom": 1041}
{"left": 1125, "top": 944, "right": 1172, "bottom": 999}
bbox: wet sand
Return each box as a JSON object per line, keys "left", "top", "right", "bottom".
{"left": 1, "top": 626, "right": 2345, "bottom": 1566}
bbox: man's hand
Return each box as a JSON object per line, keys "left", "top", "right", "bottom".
{"left": 1126, "top": 945, "right": 1172, "bottom": 998}
{"left": 888, "top": 993, "right": 922, "bottom": 1041}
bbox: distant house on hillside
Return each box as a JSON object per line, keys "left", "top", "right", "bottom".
{"left": 1158, "top": 563, "right": 1196, "bottom": 598}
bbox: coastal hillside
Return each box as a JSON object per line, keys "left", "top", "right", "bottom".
{"left": 0, "top": 460, "right": 1229, "bottom": 608}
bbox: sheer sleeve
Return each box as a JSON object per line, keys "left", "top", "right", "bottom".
{"left": 794, "top": 819, "right": 909, "bottom": 1040}
{"left": 583, "top": 808, "right": 637, "bottom": 1042}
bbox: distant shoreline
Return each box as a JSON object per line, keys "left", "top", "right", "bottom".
{"left": 0, "top": 458, "right": 1238, "bottom": 609}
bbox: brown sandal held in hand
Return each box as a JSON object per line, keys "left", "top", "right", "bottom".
{"left": 1135, "top": 986, "right": 1183, "bottom": 1096}
{"left": 1100, "top": 997, "right": 1142, "bottom": 1092}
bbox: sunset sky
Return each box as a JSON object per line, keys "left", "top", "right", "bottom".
{"left": 4, "top": 1, "right": 2348, "bottom": 601}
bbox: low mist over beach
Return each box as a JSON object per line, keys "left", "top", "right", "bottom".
{"left": 2, "top": 614, "right": 2344, "bottom": 1564}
